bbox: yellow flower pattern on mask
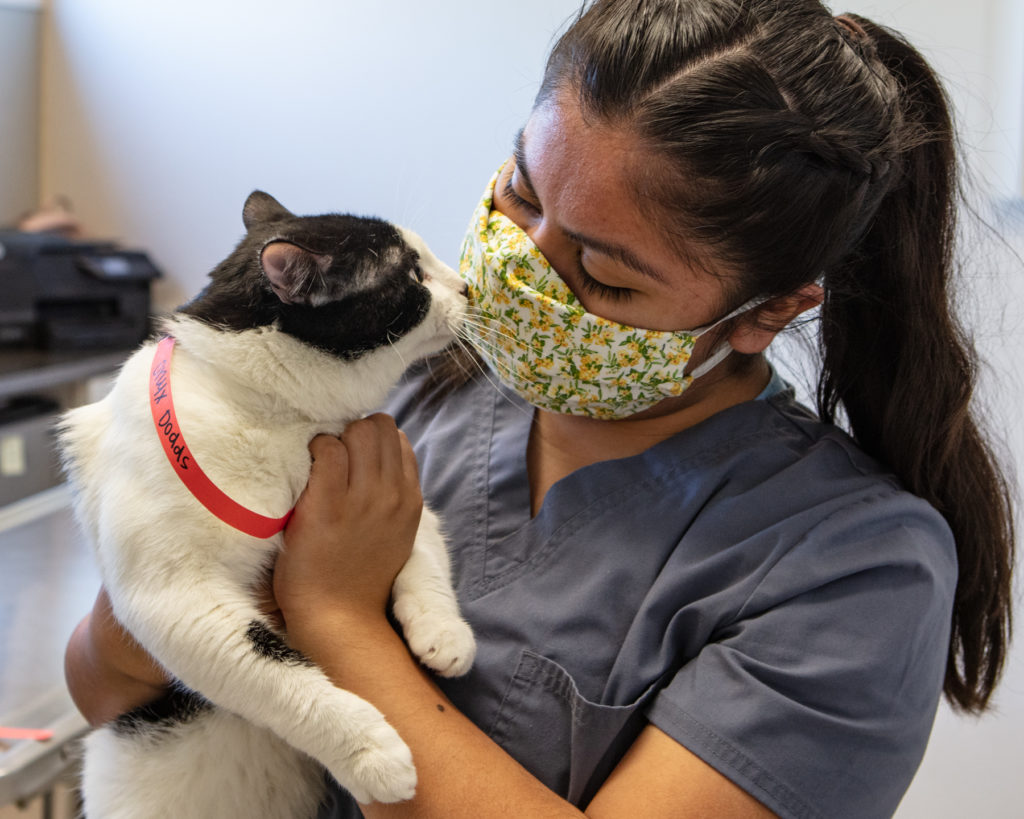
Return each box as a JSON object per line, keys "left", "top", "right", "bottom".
{"left": 458, "top": 167, "right": 746, "bottom": 419}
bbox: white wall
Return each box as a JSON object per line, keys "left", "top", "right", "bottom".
{"left": 0, "top": 3, "right": 40, "bottom": 224}
{"left": 851, "top": 0, "right": 1023, "bottom": 200}
{"left": 40, "top": 0, "right": 581, "bottom": 309}
{"left": 37, "top": 1, "right": 1023, "bottom": 816}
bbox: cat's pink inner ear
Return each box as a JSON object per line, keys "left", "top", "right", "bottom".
{"left": 262, "top": 241, "right": 334, "bottom": 304}
{"left": 262, "top": 241, "right": 309, "bottom": 304}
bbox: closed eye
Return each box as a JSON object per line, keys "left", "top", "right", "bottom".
{"left": 575, "top": 254, "right": 633, "bottom": 302}
{"left": 502, "top": 176, "right": 540, "bottom": 215}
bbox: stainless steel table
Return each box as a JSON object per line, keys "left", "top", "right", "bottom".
{"left": 0, "top": 488, "right": 99, "bottom": 807}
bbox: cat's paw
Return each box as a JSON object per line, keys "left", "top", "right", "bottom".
{"left": 333, "top": 721, "right": 417, "bottom": 805}
{"left": 398, "top": 605, "right": 477, "bottom": 678}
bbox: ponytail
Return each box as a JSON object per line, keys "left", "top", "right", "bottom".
{"left": 818, "top": 17, "right": 1015, "bottom": 713}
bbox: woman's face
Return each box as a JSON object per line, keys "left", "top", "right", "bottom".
{"left": 491, "top": 91, "right": 738, "bottom": 333}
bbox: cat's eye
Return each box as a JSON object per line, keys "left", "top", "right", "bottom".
{"left": 409, "top": 263, "right": 424, "bottom": 283}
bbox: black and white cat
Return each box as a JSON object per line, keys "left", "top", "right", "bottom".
{"left": 59, "top": 191, "right": 476, "bottom": 818}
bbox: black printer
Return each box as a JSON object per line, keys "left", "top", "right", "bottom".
{"left": 0, "top": 230, "right": 161, "bottom": 349}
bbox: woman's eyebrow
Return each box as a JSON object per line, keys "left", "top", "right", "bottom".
{"left": 563, "top": 229, "right": 669, "bottom": 283}
{"left": 513, "top": 127, "right": 668, "bottom": 284}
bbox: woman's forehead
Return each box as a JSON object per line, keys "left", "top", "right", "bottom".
{"left": 518, "top": 95, "right": 730, "bottom": 288}
{"left": 521, "top": 103, "right": 657, "bottom": 243}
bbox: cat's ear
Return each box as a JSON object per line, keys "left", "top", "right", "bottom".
{"left": 261, "top": 241, "right": 333, "bottom": 305}
{"left": 243, "top": 191, "right": 294, "bottom": 230}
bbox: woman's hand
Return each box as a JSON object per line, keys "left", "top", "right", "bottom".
{"left": 65, "top": 587, "right": 171, "bottom": 726}
{"left": 273, "top": 414, "right": 424, "bottom": 645}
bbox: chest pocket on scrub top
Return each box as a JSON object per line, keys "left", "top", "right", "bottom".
{"left": 487, "top": 650, "right": 661, "bottom": 806}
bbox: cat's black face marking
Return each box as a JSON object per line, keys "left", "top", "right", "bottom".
{"left": 112, "top": 686, "right": 212, "bottom": 737}
{"left": 246, "top": 620, "right": 312, "bottom": 666}
{"left": 179, "top": 191, "right": 432, "bottom": 360}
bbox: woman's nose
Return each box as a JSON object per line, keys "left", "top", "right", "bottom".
{"left": 523, "top": 220, "right": 575, "bottom": 282}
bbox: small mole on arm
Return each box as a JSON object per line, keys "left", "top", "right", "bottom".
{"left": 436, "top": 704, "right": 446, "bottom": 713}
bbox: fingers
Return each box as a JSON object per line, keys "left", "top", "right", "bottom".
{"left": 304, "top": 416, "right": 419, "bottom": 507}
{"left": 303, "top": 434, "right": 351, "bottom": 514}
{"left": 341, "top": 414, "right": 389, "bottom": 486}
{"left": 339, "top": 414, "right": 415, "bottom": 490}
{"left": 398, "top": 429, "right": 419, "bottom": 486}
{"left": 374, "top": 417, "right": 404, "bottom": 484}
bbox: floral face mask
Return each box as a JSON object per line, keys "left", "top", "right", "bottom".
{"left": 457, "top": 167, "right": 760, "bottom": 420}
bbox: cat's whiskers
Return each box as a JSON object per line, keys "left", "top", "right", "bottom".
{"left": 387, "top": 337, "right": 409, "bottom": 371}
{"left": 447, "top": 334, "right": 537, "bottom": 420}
{"left": 449, "top": 327, "right": 527, "bottom": 384}
{"left": 457, "top": 312, "right": 519, "bottom": 340}
{"left": 456, "top": 317, "right": 539, "bottom": 357}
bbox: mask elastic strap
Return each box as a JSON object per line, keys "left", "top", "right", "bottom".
{"left": 693, "top": 295, "right": 767, "bottom": 334}
{"left": 687, "top": 295, "right": 768, "bottom": 379}
{"left": 688, "top": 342, "right": 734, "bottom": 379}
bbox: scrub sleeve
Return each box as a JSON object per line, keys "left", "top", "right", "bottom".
{"left": 318, "top": 366, "right": 956, "bottom": 819}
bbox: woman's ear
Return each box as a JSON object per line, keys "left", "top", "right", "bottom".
{"left": 728, "top": 283, "right": 824, "bottom": 354}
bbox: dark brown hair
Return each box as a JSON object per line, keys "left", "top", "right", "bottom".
{"left": 522, "top": 0, "right": 1013, "bottom": 712}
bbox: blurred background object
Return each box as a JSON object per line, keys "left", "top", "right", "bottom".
{"left": 16, "top": 197, "right": 81, "bottom": 239}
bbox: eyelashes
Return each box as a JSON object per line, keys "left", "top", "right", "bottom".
{"left": 501, "top": 174, "right": 634, "bottom": 303}
{"left": 575, "top": 256, "right": 634, "bottom": 302}
{"left": 502, "top": 176, "right": 539, "bottom": 214}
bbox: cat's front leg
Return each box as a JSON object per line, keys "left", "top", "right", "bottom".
{"left": 106, "top": 576, "right": 417, "bottom": 804}
{"left": 391, "top": 507, "right": 476, "bottom": 677}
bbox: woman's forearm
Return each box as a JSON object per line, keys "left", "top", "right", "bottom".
{"left": 288, "top": 614, "right": 582, "bottom": 818}
{"left": 64, "top": 590, "right": 170, "bottom": 727}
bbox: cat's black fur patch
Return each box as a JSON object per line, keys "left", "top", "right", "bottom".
{"left": 246, "top": 619, "right": 312, "bottom": 666}
{"left": 112, "top": 686, "right": 212, "bottom": 737}
{"left": 179, "top": 192, "right": 432, "bottom": 360}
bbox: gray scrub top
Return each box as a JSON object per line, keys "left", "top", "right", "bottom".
{"left": 319, "top": 366, "right": 956, "bottom": 819}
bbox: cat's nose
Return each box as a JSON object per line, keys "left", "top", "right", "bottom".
{"left": 459, "top": 282, "right": 469, "bottom": 298}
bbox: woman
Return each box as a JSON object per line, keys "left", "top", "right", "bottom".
{"left": 66, "top": 1, "right": 1015, "bottom": 817}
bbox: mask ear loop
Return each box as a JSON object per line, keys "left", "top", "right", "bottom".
{"left": 686, "top": 295, "right": 769, "bottom": 379}
{"left": 688, "top": 342, "right": 735, "bottom": 378}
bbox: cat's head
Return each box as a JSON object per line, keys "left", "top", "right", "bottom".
{"left": 179, "top": 191, "right": 466, "bottom": 364}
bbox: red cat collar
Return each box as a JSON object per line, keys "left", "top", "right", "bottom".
{"left": 149, "top": 336, "right": 293, "bottom": 538}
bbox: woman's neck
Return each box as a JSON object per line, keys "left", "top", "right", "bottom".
{"left": 526, "top": 355, "right": 771, "bottom": 515}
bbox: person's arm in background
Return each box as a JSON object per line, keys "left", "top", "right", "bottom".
{"left": 65, "top": 588, "right": 170, "bottom": 727}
